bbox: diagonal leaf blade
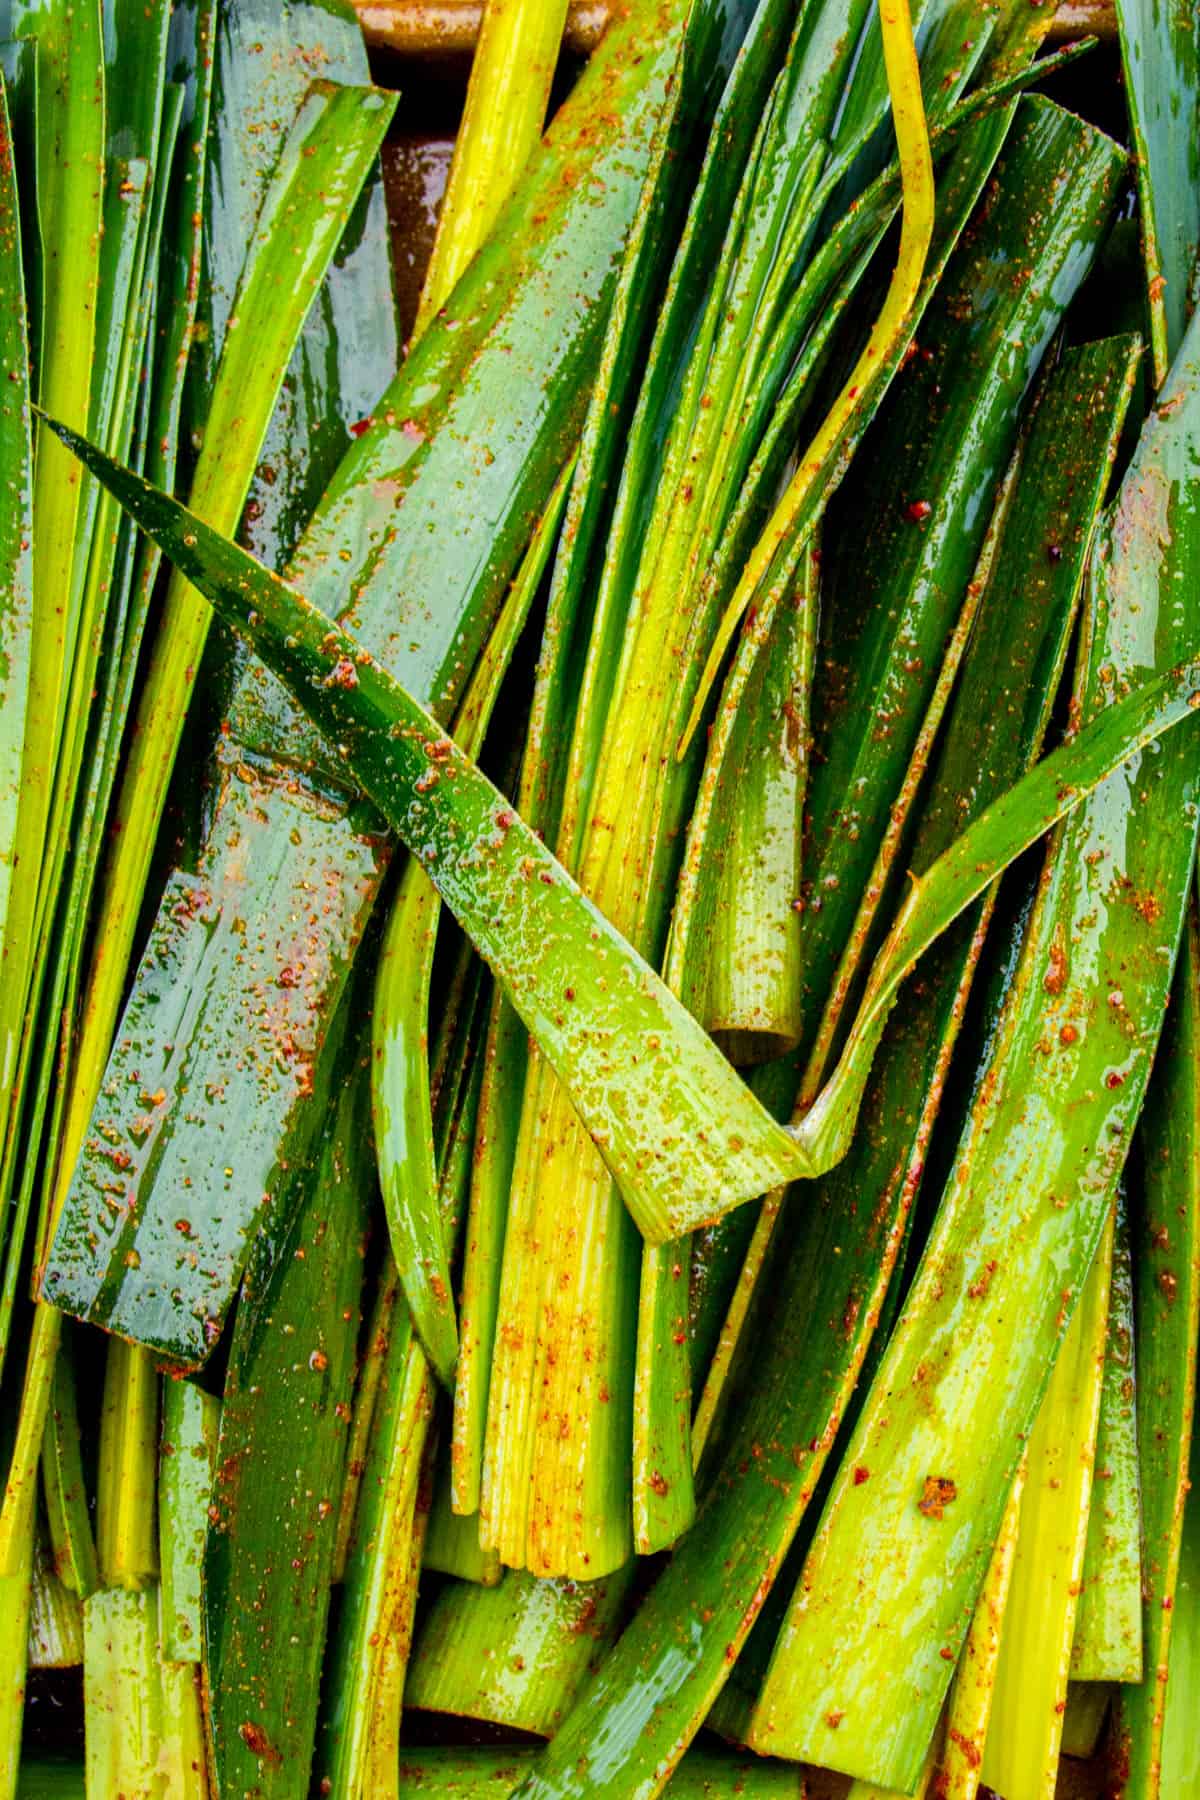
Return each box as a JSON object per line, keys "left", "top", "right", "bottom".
{"left": 37, "top": 429, "right": 806, "bottom": 1271}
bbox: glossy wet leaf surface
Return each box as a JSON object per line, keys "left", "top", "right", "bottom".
{"left": 41, "top": 2, "right": 685, "bottom": 1363}
{"left": 747, "top": 303, "right": 1200, "bottom": 1792}
{"left": 504, "top": 308, "right": 1146, "bottom": 1800}
{"left": 203, "top": 1062, "right": 369, "bottom": 1798}
{"left": 4, "top": 8, "right": 1200, "bottom": 1792}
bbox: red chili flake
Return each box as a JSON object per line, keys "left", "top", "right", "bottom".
{"left": 918, "top": 1475, "right": 958, "bottom": 1520}
{"left": 1059, "top": 1023, "right": 1078, "bottom": 1046}
{"left": 825, "top": 1710, "right": 845, "bottom": 1730}
{"left": 905, "top": 499, "right": 933, "bottom": 523}
{"left": 348, "top": 416, "right": 373, "bottom": 439}
{"left": 1105, "top": 1070, "right": 1126, "bottom": 1089}
{"left": 967, "top": 1259, "right": 998, "bottom": 1300}
{"left": 948, "top": 1729, "right": 981, "bottom": 1769}
{"left": 1043, "top": 936, "right": 1068, "bottom": 995}
{"left": 238, "top": 1721, "right": 280, "bottom": 1764}
{"left": 853, "top": 1465, "right": 871, "bottom": 1485}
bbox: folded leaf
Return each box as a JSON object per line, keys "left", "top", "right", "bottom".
{"left": 43, "top": 429, "right": 806, "bottom": 1263}
{"left": 43, "top": 416, "right": 1200, "bottom": 1259}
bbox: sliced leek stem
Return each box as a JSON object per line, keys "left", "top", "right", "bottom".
{"left": 96, "top": 1339, "right": 158, "bottom": 1592}
{"left": 415, "top": 0, "right": 571, "bottom": 336}
{"left": 937, "top": 1463, "right": 1026, "bottom": 1798}
{"left": 1071, "top": 1199, "right": 1143, "bottom": 1683}
{"left": 980, "top": 1214, "right": 1114, "bottom": 1800}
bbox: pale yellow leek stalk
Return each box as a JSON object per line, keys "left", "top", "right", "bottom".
{"left": 414, "top": 0, "right": 571, "bottom": 336}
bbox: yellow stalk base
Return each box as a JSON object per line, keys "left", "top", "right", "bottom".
{"left": 414, "top": 0, "right": 571, "bottom": 334}
{"left": 980, "top": 1215, "right": 1114, "bottom": 1799}
{"left": 937, "top": 1462, "right": 1027, "bottom": 1798}
{"left": 97, "top": 1339, "right": 159, "bottom": 1590}
{"left": 481, "top": 1056, "right": 636, "bottom": 1577}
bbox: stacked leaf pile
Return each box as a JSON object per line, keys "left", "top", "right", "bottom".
{"left": 1, "top": 0, "right": 1199, "bottom": 1794}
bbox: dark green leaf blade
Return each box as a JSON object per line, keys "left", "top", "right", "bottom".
{"left": 0, "top": 66, "right": 33, "bottom": 1127}
{"left": 1115, "top": 0, "right": 1200, "bottom": 383}
{"left": 203, "top": 1060, "right": 369, "bottom": 1798}
{"left": 1115, "top": 906, "right": 1200, "bottom": 1794}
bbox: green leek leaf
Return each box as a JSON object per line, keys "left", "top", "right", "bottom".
{"left": 405, "top": 1564, "right": 636, "bottom": 1738}
{"left": 1114, "top": 0, "right": 1200, "bottom": 384}
{"left": 1071, "top": 1199, "right": 1143, "bottom": 1683}
{"left": 1157, "top": 1416, "right": 1200, "bottom": 1792}
{"left": 1116, "top": 905, "right": 1200, "bottom": 1795}
{"left": 203, "top": 1057, "right": 369, "bottom": 1799}
{"left": 746, "top": 304, "right": 1200, "bottom": 1793}
{"left": 42, "top": 410, "right": 1200, "bottom": 1253}
{"left": 980, "top": 1215, "right": 1113, "bottom": 1796}
{"left": 158, "top": 1379, "right": 218, "bottom": 1664}
{"left": 39, "top": 0, "right": 684, "bottom": 1366}
{"left": 0, "top": 68, "right": 33, "bottom": 1205}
